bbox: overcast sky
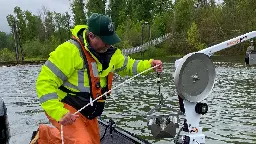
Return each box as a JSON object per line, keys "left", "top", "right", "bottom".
{"left": 0, "top": 0, "right": 71, "bottom": 33}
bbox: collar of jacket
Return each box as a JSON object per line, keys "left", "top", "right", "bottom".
{"left": 71, "top": 25, "right": 88, "bottom": 39}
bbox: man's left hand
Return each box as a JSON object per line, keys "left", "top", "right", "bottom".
{"left": 151, "top": 60, "right": 163, "bottom": 72}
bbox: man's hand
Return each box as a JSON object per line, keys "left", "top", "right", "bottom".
{"left": 59, "top": 112, "right": 79, "bottom": 126}
{"left": 151, "top": 60, "right": 163, "bottom": 72}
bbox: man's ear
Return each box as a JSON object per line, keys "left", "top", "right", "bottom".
{"left": 88, "top": 32, "right": 96, "bottom": 39}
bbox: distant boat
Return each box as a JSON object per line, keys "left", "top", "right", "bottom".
{"left": 245, "top": 50, "right": 256, "bottom": 65}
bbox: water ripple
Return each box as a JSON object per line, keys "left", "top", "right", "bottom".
{"left": 1, "top": 61, "right": 256, "bottom": 144}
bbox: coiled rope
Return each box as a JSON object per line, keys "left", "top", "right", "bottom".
{"left": 60, "top": 64, "right": 161, "bottom": 144}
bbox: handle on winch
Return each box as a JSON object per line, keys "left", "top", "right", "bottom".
{"left": 144, "top": 73, "right": 163, "bottom": 117}
{"left": 156, "top": 72, "right": 163, "bottom": 105}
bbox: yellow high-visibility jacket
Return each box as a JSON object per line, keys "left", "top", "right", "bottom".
{"left": 36, "top": 25, "right": 153, "bottom": 121}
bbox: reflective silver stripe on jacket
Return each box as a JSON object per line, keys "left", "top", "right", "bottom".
{"left": 68, "top": 39, "right": 100, "bottom": 92}
{"left": 115, "top": 56, "right": 128, "bottom": 73}
{"left": 69, "top": 39, "right": 92, "bottom": 92}
{"left": 45, "top": 60, "right": 67, "bottom": 81}
{"left": 77, "top": 69, "right": 91, "bottom": 92}
{"left": 91, "top": 62, "right": 99, "bottom": 77}
{"left": 132, "top": 60, "right": 140, "bottom": 75}
{"left": 63, "top": 80, "right": 90, "bottom": 93}
{"left": 39, "top": 93, "right": 58, "bottom": 104}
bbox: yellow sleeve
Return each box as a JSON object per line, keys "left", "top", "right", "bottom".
{"left": 36, "top": 41, "right": 83, "bottom": 121}
{"left": 113, "top": 49, "right": 153, "bottom": 76}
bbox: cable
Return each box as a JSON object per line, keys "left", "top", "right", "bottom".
{"left": 173, "top": 126, "right": 183, "bottom": 144}
{"left": 60, "top": 64, "right": 161, "bottom": 144}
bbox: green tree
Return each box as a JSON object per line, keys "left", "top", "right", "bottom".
{"left": 153, "top": 0, "right": 173, "bottom": 15}
{"left": 194, "top": 3, "right": 224, "bottom": 46}
{"left": 37, "top": 10, "right": 47, "bottom": 42}
{"left": 116, "top": 18, "right": 142, "bottom": 49}
{"left": 70, "top": 0, "right": 87, "bottom": 25}
{"left": 174, "top": 0, "right": 196, "bottom": 33}
{"left": 0, "top": 48, "right": 16, "bottom": 61}
{"left": 86, "top": 0, "right": 106, "bottom": 16}
{"left": 0, "top": 32, "right": 9, "bottom": 49}
{"left": 24, "top": 11, "right": 41, "bottom": 40}
{"left": 14, "top": 6, "right": 27, "bottom": 43}
{"left": 187, "top": 21, "right": 206, "bottom": 51}
{"left": 151, "top": 11, "right": 174, "bottom": 39}
{"left": 54, "top": 12, "right": 71, "bottom": 42}
{"left": 108, "top": 0, "right": 126, "bottom": 28}
{"left": 6, "top": 14, "right": 15, "bottom": 29}
{"left": 131, "top": 0, "right": 154, "bottom": 22}
{"left": 44, "top": 11, "right": 55, "bottom": 40}
{"left": 0, "top": 32, "right": 13, "bottom": 52}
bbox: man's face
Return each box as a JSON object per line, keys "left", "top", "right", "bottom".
{"left": 88, "top": 32, "right": 111, "bottom": 53}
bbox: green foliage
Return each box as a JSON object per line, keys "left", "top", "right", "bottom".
{"left": 108, "top": 0, "right": 126, "bottom": 28}
{"left": 0, "top": 32, "right": 9, "bottom": 49}
{"left": 0, "top": 32, "right": 13, "bottom": 52}
{"left": 132, "top": 0, "right": 155, "bottom": 22}
{"left": 174, "top": 0, "right": 196, "bottom": 33}
{"left": 187, "top": 22, "right": 198, "bottom": 45}
{"left": 23, "top": 39, "right": 44, "bottom": 58}
{"left": 153, "top": 0, "right": 173, "bottom": 15}
{"left": 23, "top": 37, "right": 60, "bottom": 59}
{"left": 44, "top": 11, "right": 55, "bottom": 40}
{"left": 86, "top": 0, "right": 106, "bottom": 16}
{"left": 0, "top": 48, "right": 16, "bottom": 61}
{"left": 54, "top": 12, "right": 71, "bottom": 42}
{"left": 4, "top": 0, "right": 256, "bottom": 61}
{"left": 115, "top": 19, "right": 142, "bottom": 49}
{"left": 13, "top": 6, "right": 28, "bottom": 44}
{"left": 144, "top": 46, "right": 167, "bottom": 57}
{"left": 24, "top": 11, "right": 42, "bottom": 40}
{"left": 187, "top": 22, "right": 206, "bottom": 51}
{"left": 151, "top": 12, "right": 173, "bottom": 39}
{"left": 71, "top": 0, "right": 86, "bottom": 25}
{"left": 6, "top": 14, "right": 15, "bottom": 28}
{"left": 130, "top": 46, "right": 168, "bottom": 60}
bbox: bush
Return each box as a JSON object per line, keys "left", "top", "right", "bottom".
{"left": 115, "top": 19, "right": 142, "bottom": 49}
{"left": 23, "top": 36, "right": 61, "bottom": 59}
{"left": 0, "top": 48, "right": 16, "bottom": 61}
{"left": 145, "top": 46, "right": 167, "bottom": 57}
{"left": 23, "top": 39, "right": 44, "bottom": 58}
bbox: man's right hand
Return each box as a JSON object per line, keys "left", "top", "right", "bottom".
{"left": 59, "top": 112, "right": 79, "bottom": 126}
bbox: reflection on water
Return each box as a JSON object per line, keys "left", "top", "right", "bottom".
{"left": 1, "top": 59, "right": 256, "bottom": 144}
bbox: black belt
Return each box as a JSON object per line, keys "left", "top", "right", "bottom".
{"left": 59, "top": 85, "right": 106, "bottom": 119}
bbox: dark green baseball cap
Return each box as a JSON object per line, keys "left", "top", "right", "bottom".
{"left": 88, "top": 13, "right": 121, "bottom": 45}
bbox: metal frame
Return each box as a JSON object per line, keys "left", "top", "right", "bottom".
{"left": 173, "top": 31, "right": 256, "bottom": 144}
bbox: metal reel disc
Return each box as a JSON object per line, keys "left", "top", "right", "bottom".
{"left": 174, "top": 53, "right": 216, "bottom": 102}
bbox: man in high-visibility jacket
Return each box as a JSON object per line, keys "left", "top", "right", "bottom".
{"left": 35, "top": 13, "right": 162, "bottom": 144}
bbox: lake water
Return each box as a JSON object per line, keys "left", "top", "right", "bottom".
{"left": 1, "top": 56, "right": 256, "bottom": 144}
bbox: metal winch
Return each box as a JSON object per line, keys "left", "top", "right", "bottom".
{"left": 147, "top": 113, "right": 179, "bottom": 138}
{"left": 146, "top": 52, "right": 216, "bottom": 144}
{"left": 145, "top": 73, "right": 179, "bottom": 139}
{"left": 145, "top": 31, "right": 256, "bottom": 144}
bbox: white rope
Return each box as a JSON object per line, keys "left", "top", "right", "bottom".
{"left": 61, "top": 125, "right": 64, "bottom": 144}
{"left": 60, "top": 64, "right": 160, "bottom": 144}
